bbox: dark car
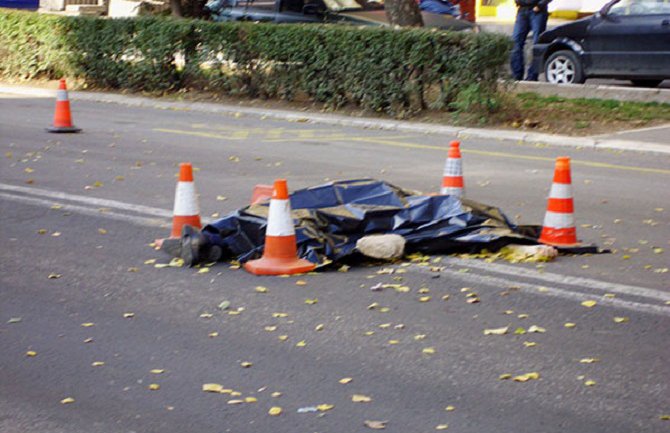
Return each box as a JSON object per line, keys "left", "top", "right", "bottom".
{"left": 0, "top": 0, "right": 39, "bottom": 9}
{"left": 532, "top": 0, "right": 670, "bottom": 87}
{"left": 205, "top": 0, "right": 475, "bottom": 31}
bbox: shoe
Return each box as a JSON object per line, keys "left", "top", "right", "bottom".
{"left": 180, "top": 225, "right": 222, "bottom": 267}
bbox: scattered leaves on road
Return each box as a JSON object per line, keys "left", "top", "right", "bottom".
{"left": 364, "top": 420, "right": 387, "bottom": 430}
{"left": 268, "top": 406, "right": 283, "bottom": 416}
{"left": 581, "top": 300, "right": 597, "bottom": 308}
{"left": 352, "top": 394, "right": 372, "bottom": 403}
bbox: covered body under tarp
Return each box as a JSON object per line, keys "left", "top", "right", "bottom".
{"left": 199, "top": 179, "right": 541, "bottom": 266}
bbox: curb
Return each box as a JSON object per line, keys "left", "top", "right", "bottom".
{"left": 2, "top": 84, "right": 669, "bottom": 155}
{"left": 511, "top": 81, "right": 670, "bottom": 105}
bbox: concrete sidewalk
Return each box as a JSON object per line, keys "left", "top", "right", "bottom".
{"left": 2, "top": 84, "right": 669, "bottom": 155}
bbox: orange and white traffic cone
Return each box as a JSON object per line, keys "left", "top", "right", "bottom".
{"left": 170, "top": 162, "right": 202, "bottom": 238}
{"left": 46, "top": 79, "right": 81, "bottom": 133}
{"left": 440, "top": 140, "right": 464, "bottom": 197}
{"left": 539, "top": 156, "right": 579, "bottom": 247}
{"left": 244, "top": 179, "right": 316, "bottom": 276}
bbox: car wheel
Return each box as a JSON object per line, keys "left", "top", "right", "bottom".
{"left": 630, "top": 79, "right": 663, "bottom": 88}
{"left": 544, "top": 50, "right": 585, "bottom": 85}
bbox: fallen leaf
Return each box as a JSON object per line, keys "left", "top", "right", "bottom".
{"left": 268, "top": 406, "right": 282, "bottom": 416}
{"left": 148, "top": 384, "right": 160, "bottom": 390}
{"left": 98, "top": 228, "right": 107, "bottom": 235}
{"left": 150, "top": 369, "right": 165, "bottom": 374}
{"left": 272, "top": 312, "right": 288, "bottom": 318}
{"left": 659, "top": 415, "right": 670, "bottom": 421}
{"left": 271, "top": 391, "right": 282, "bottom": 397}
{"left": 436, "top": 425, "right": 449, "bottom": 430}
{"left": 8, "top": 317, "right": 22, "bottom": 324}
{"left": 581, "top": 300, "right": 597, "bottom": 308}
{"left": 527, "top": 325, "right": 546, "bottom": 333}
{"left": 352, "top": 394, "right": 372, "bottom": 403}
{"left": 422, "top": 347, "right": 436, "bottom": 355}
{"left": 513, "top": 327, "right": 526, "bottom": 335}
{"left": 203, "top": 383, "right": 224, "bottom": 393}
{"left": 295, "top": 280, "right": 307, "bottom": 286}
{"left": 613, "top": 317, "right": 629, "bottom": 323}
{"left": 48, "top": 273, "right": 62, "bottom": 279}
{"left": 255, "top": 286, "right": 268, "bottom": 293}
{"left": 26, "top": 350, "right": 37, "bottom": 357}
{"left": 91, "top": 361, "right": 105, "bottom": 367}
{"left": 388, "top": 340, "right": 399, "bottom": 345}
{"left": 419, "top": 296, "right": 431, "bottom": 302}
{"left": 123, "top": 312, "right": 135, "bottom": 318}
{"left": 339, "top": 377, "right": 353, "bottom": 384}
{"left": 579, "top": 358, "right": 600, "bottom": 364}
{"left": 228, "top": 400, "right": 244, "bottom": 405}
{"left": 483, "top": 326, "right": 509, "bottom": 336}
{"left": 564, "top": 323, "right": 576, "bottom": 328}
{"left": 445, "top": 405, "right": 455, "bottom": 411}
{"left": 245, "top": 397, "right": 257, "bottom": 403}
{"left": 216, "top": 195, "right": 227, "bottom": 201}
{"left": 198, "top": 268, "right": 210, "bottom": 274}
{"left": 208, "top": 331, "right": 219, "bottom": 338}
{"left": 317, "top": 404, "right": 335, "bottom": 411}
{"left": 81, "top": 322, "right": 95, "bottom": 327}
{"left": 315, "top": 324, "right": 325, "bottom": 331}
{"left": 278, "top": 335, "right": 288, "bottom": 341}
{"left": 296, "top": 340, "right": 306, "bottom": 347}
{"left": 364, "top": 420, "right": 387, "bottom": 430}
{"left": 264, "top": 326, "right": 277, "bottom": 332}
{"left": 240, "top": 361, "right": 253, "bottom": 368}
{"left": 305, "top": 298, "right": 318, "bottom": 305}
{"left": 499, "top": 373, "right": 512, "bottom": 380}
{"left": 584, "top": 380, "right": 596, "bottom": 386}
{"left": 523, "top": 341, "right": 537, "bottom": 347}
{"left": 83, "top": 338, "right": 94, "bottom": 343}
{"left": 199, "top": 313, "right": 213, "bottom": 319}
{"left": 60, "top": 397, "right": 75, "bottom": 404}
{"left": 513, "top": 372, "right": 540, "bottom": 382}
{"left": 217, "top": 301, "right": 231, "bottom": 310}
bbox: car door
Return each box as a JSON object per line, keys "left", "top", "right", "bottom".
{"left": 584, "top": 0, "right": 670, "bottom": 77}
{"left": 227, "top": 0, "right": 279, "bottom": 21}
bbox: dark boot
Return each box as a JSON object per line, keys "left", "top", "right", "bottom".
{"left": 180, "top": 225, "right": 222, "bottom": 267}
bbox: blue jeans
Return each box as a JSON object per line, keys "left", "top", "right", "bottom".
{"left": 510, "top": 8, "right": 548, "bottom": 81}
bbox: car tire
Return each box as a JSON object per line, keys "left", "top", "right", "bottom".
{"left": 544, "top": 50, "right": 585, "bottom": 85}
{"left": 630, "top": 79, "right": 663, "bottom": 88}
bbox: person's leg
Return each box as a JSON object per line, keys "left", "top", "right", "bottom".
{"left": 526, "top": 10, "right": 548, "bottom": 81}
{"left": 510, "top": 8, "right": 531, "bottom": 81}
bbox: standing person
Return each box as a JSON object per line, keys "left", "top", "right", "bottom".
{"left": 510, "top": 0, "right": 551, "bottom": 81}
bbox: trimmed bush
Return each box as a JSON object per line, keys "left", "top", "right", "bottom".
{"left": 0, "top": 10, "right": 511, "bottom": 116}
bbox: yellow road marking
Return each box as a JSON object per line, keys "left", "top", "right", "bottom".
{"left": 154, "top": 128, "right": 670, "bottom": 175}
{"left": 352, "top": 137, "right": 670, "bottom": 175}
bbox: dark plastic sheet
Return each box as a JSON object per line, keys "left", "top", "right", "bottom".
{"left": 201, "top": 179, "right": 540, "bottom": 265}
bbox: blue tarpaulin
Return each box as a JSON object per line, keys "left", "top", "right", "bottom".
{"left": 0, "top": 0, "right": 39, "bottom": 9}
{"left": 198, "top": 179, "right": 540, "bottom": 266}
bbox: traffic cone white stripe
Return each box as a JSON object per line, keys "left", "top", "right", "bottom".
{"left": 56, "top": 89, "right": 68, "bottom": 101}
{"left": 441, "top": 187, "right": 463, "bottom": 196}
{"left": 542, "top": 211, "right": 575, "bottom": 229}
{"left": 548, "top": 183, "right": 573, "bottom": 199}
{"left": 173, "top": 182, "right": 200, "bottom": 216}
{"left": 266, "top": 199, "right": 295, "bottom": 236}
{"left": 443, "top": 158, "right": 462, "bottom": 178}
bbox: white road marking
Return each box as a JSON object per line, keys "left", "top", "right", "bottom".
{"left": 1, "top": 182, "right": 667, "bottom": 315}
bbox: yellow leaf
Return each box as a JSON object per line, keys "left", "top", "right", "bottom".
{"left": 581, "top": 300, "right": 597, "bottom": 308}
{"left": 352, "top": 394, "right": 372, "bottom": 403}
{"left": 584, "top": 380, "right": 597, "bottom": 386}
{"left": 295, "top": 280, "right": 307, "bottom": 286}
{"left": 296, "top": 340, "right": 306, "bottom": 347}
{"left": 150, "top": 369, "right": 165, "bottom": 374}
{"left": 483, "top": 327, "right": 508, "bottom": 336}
{"left": 579, "top": 358, "right": 600, "bottom": 364}
{"left": 144, "top": 259, "right": 156, "bottom": 265}
{"left": 317, "top": 404, "right": 334, "bottom": 411}
{"left": 527, "top": 325, "right": 546, "bottom": 333}
{"left": 419, "top": 296, "right": 431, "bottom": 302}
{"left": 91, "top": 361, "right": 105, "bottom": 367}
{"left": 98, "top": 228, "right": 107, "bottom": 235}
{"left": 230, "top": 391, "right": 242, "bottom": 397}
{"left": 255, "top": 286, "right": 268, "bottom": 293}
{"left": 240, "top": 361, "right": 253, "bottom": 368}
{"left": 523, "top": 341, "right": 537, "bottom": 347}
{"left": 315, "top": 324, "right": 324, "bottom": 331}
{"left": 339, "top": 377, "right": 353, "bottom": 384}
{"left": 603, "top": 293, "right": 616, "bottom": 298}
{"left": 414, "top": 334, "right": 427, "bottom": 341}
{"left": 202, "top": 383, "right": 224, "bottom": 393}
{"left": 388, "top": 340, "right": 399, "bottom": 345}
{"left": 268, "top": 406, "right": 282, "bottom": 416}
{"left": 208, "top": 331, "right": 219, "bottom": 338}
{"left": 613, "top": 317, "right": 629, "bottom": 323}
{"left": 422, "top": 347, "right": 436, "bottom": 355}
{"left": 228, "top": 400, "right": 244, "bottom": 405}
{"left": 244, "top": 397, "right": 257, "bottom": 403}
{"left": 278, "top": 335, "right": 288, "bottom": 341}
{"left": 499, "top": 373, "right": 512, "bottom": 380}
{"left": 445, "top": 405, "right": 455, "bottom": 411}
{"left": 81, "top": 322, "right": 95, "bottom": 327}
{"left": 272, "top": 312, "right": 288, "bottom": 318}
{"left": 364, "top": 420, "right": 387, "bottom": 430}
{"left": 60, "top": 397, "right": 75, "bottom": 404}
{"left": 48, "top": 273, "right": 62, "bottom": 279}
{"left": 436, "top": 425, "right": 449, "bottom": 430}
{"left": 659, "top": 415, "right": 670, "bottom": 421}
{"left": 148, "top": 384, "right": 160, "bottom": 390}
{"left": 83, "top": 338, "right": 94, "bottom": 343}
{"left": 168, "top": 258, "right": 184, "bottom": 267}
{"left": 216, "top": 195, "right": 227, "bottom": 201}
{"left": 305, "top": 298, "right": 318, "bottom": 305}
{"left": 26, "top": 350, "right": 37, "bottom": 357}
{"left": 441, "top": 295, "right": 450, "bottom": 301}
{"left": 198, "top": 268, "right": 210, "bottom": 274}
{"left": 564, "top": 322, "right": 576, "bottom": 328}
{"left": 199, "top": 313, "right": 213, "bottom": 319}
{"left": 123, "top": 312, "right": 135, "bottom": 318}
{"left": 466, "top": 297, "right": 480, "bottom": 304}
{"left": 513, "top": 372, "right": 540, "bottom": 382}
{"left": 264, "top": 326, "right": 277, "bottom": 332}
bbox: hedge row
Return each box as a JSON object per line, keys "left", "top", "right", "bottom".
{"left": 0, "top": 10, "right": 511, "bottom": 115}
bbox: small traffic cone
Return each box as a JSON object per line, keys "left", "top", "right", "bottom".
{"left": 440, "top": 140, "right": 464, "bottom": 197}
{"left": 539, "top": 156, "right": 579, "bottom": 247}
{"left": 244, "top": 179, "right": 316, "bottom": 276}
{"left": 170, "top": 163, "right": 202, "bottom": 238}
{"left": 46, "top": 79, "right": 81, "bottom": 133}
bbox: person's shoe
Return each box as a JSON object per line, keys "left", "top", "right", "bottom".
{"left": 181, "top": 225, "right": 206, "bottom": 267}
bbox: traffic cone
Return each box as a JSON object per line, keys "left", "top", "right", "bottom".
{"left": 440, "top": 140, "right": 464, "bottom": 197}
{"left": 46, "top": 79, "right": 81, "bottom": 133}
{"left": 244, "top": 179, "right": 316, "bottom": 276}
{"left": 170, "top": 163, "right": 202, "bottom": 238}
{"left": 539, "top": 156, "right": 579, "bottom": 246}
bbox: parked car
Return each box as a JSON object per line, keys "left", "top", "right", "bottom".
{"left": 532, "top": 0, "right": 670, "bottom": 87}
{"left": 205, "top": 0, "right": 475, "bottom": 31}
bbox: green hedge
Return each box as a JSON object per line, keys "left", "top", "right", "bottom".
{"left": 0, "top": 10, "right": 511, "bottom": 116}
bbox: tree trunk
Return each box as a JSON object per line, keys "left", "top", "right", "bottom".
{"left": 170, "top": 0, "right": 183, "bottom": 17}
{"left": 384, "top": 0, "right": 424, "bottom": 27}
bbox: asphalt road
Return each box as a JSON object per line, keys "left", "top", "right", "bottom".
{"left": 1, "top": 92, "right": 669, "bottom": 433}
